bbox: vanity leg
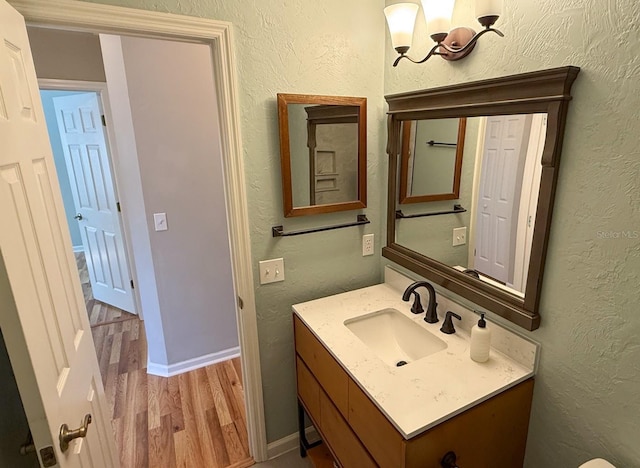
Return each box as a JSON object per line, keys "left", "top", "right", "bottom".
{"left": 298, "top": 400, "right": 307, "bottom": 458}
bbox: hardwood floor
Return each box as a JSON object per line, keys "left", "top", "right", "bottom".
{"left": 90, "top": 300, "right": 252, "bottom": 467}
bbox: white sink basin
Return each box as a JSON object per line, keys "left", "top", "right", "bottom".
{"left": 344, "top": 308, "right": 447, "bottom": 367}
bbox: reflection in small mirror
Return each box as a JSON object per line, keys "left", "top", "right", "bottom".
{"left": 396, "top": 113, "right": 547, "bottom": 295}
{"left": 288, "top": 104, "right": 359, "bottom": 208}
{"left": 400, "top": 118, "right": 466, "bottom": 203}
{"left": 277, "top": 93, "right": 366, "bottom": 218}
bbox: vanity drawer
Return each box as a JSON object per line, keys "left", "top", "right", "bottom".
{"left": 296, "top": 357, "right": 320, "bottom": 421}
{"left": 294, "top": 315, "right": 349, "bottom": 417}
{"left": 297, "top": 356, "right": 376, "bottom": 468}
{"left": 348, "top": 379, "right": 404, "bottom": 468}
{"left": 319, "top": 387, "right": 377, "bottom": 468}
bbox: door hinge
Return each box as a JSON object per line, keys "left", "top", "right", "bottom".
{"left": 101, "top": 114, "right": 106, "bottom": 127}
{"left": 116, "top": 202, "right": 121, "bottom": 212}
{"left": 40, "top": 446, "right": 57, "bottom": 467}
{"left": 130, "top": 279, "right": 135, "bottom": 289}
{"left": 237, "top": 296, "right": 244, "bottom": 310}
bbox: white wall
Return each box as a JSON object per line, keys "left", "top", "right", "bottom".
{"left": 28, "top": 27, "right": 105, "bottom": 82}
{"left": 100, "top": 35, "right": 168, "bottom": 366}
{"left": 117, "top": 35, "right": 238, "bottom": 366}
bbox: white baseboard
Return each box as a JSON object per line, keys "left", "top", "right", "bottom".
{"left": 266, "top": 426, "right": 319, "bottom": 460}
{"left": 147, "top": 346, "right": 240, "bottom": 377}
{"left": 73, "top": 245, "right": 84, "bottom": 253}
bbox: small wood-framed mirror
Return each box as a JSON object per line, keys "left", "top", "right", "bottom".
{"left": 277, "top": 93, "right": 367, "bottom": 217}
{"left": 399, "top": 117, "right": 466, "bottom": 204}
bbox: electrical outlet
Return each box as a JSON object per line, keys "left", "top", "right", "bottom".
{"left": 453, "top": 227, "right": 467, "bottom": 246}
{"left": 362, "top": 234, "right": 374, "bottom": 256}
{"left": 259, "top": 258, "right": 284, "bottom": 284}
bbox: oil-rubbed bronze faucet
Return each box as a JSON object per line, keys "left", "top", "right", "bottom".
{"left": 402, "top": 281, "right": 438, "bottom": 323}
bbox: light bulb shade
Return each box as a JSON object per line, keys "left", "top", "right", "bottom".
{"left": 384, "top": 3, "right": 420, "bottom": 52}
{"left": 420, "top": 0, "right": 455, "bottom": 35}
{"left": 476, "top": 0, "right": 502, "bottom": 19}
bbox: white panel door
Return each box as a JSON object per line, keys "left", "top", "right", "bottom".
{"left": 52, "top": 92, "right": 135, "bottom": 313}
{"left": 0, "top": 2, "right": 118, "bottom": 467}
{"left": 475, "top": 115, "right": 530, "bottom": 283}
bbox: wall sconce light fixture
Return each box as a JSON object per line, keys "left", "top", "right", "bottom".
{"left": 384, "top": 0, "right": 504, "bottom": 66}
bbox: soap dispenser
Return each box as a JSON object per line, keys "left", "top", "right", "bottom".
{"left": 470, "top": 312, "right": 491, "bottom": 363}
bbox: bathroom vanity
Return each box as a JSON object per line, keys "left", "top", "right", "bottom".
{"left": 293, "top": 268, "right": 539, "bottom": 467}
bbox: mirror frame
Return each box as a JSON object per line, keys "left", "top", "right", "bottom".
{"left": 277, "top": 93, "right": 367, "bottom": 217}
{"left": 399, "top": 117, "right": 467, "bottom": 204}
{"left": 383, "top": 67, "right": 580, "bottom": 331}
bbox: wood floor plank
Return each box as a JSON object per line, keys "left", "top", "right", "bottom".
{"left": 120, "top": 367, "right": 138, "bottom": 468}
{"left": 168, "top": 376, "right": 183, "bottom": 415}
{"left": 221, "top": 422, "right": 247, "bottom": 464}
{"left": 105, "top": 363, "right": 120, "bottom": 417}
{"left": 232, "top": 357, "right": 243, "bottom": 386}
{"left": 206, "top": 364, "right": 233, "bottom": 426}
{"left": 171, "top": 409, "right": 185, "bottom": 434}
{"left": 118, "top": 331, "right": 131, "bottom": 375}
{"left": 195, "top": 367, "right": 215, "bottom": 411}
{"left": 149, "top": 413, "right": 177, "bottom": 468}
{"left": 189, "top": 370, "right": 220, "bottom": 466}
{"left": 205, "top": 406, "right": 231, "bottom": 467}
{"left": 223, "top": 360, "right": 246, "bottom": 420}
{"left": 173, "top": 428, "right": 189, "bottom": 468}
{"left": 113, "top": 372, "right": 129, "bottom": 420}
{"left": 234, "top": 415, "right": 250, "bottom": 455}
{"left": 217, "top": 364, "right": 242, "bottom": 422}
{"left": 147, "top": 374, "right": 162, "bottom": 430}
{"left": 177, "top": 373, "right": 206, "bottom": 467}
{"left": 98, "top": 334, "right": 114, "bottom": 386}
{"left": 134, "top": 410, "right": 149, "bottom": 468}
{"left": 158, "top": 375, "right": 174, "bottom": 417}
{"left": 109, "top": 328, "right": 123, "bottom": 366}
{"left": 111, "top": 412, "right": 124, "bottom": 467}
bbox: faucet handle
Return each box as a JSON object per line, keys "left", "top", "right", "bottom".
{"left": 440, "top": 311, "right": 462, "bottom": 334}
{"left": 410, "top": 291, "right": 424, "bottom": 314}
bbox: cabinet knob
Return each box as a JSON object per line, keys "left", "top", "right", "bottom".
{"left": 441, "top": 450, "right": 459, "bottom": 468}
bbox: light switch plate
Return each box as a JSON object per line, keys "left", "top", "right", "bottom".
{"left": 153, "top": 212, "right": 168, "bottom": 231}
{"left": 453, "top": 227, "right": 466, "bottom": 246}
{"left": 259, "top": 258, "right": 284, "bottom": 284}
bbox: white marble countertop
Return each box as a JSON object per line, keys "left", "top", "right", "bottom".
{"left": 292, "top": 268, "right": 538, "bottom": 439}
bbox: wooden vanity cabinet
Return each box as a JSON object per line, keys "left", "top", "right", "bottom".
{"left": 293, "top": 315, "right": 535, "bottom": 468}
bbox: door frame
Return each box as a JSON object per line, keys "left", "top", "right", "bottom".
{"left": 10, "top": 0, "right": 267, "bottom": 461}
{"left": 39, "top": 79, "right": 141, "bottom": 317}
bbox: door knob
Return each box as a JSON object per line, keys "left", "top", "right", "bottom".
{"left": 59, "top": 414, "right": 92, "bottom": 452}
{"left": 74, "top": 213, "right": 83, "bottom": 220}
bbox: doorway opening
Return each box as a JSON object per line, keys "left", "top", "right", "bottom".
{"left": 5, "top": 1, "right": 265, "bottom": 463}
{"left": 32, "top": 29, "right": 254, "bottom": 466}
{"left": 40, "top": 87, "right": 138, "bottom": 328}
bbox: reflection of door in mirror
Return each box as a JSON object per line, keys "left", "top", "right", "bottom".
{"left": 468, "top": 114, "right": 547, "bottom": 293}
{"left": 395, "top": 113, "right": 547, "bottom": 296}
{"left": 399, "top": 118, "right": 466, "bottom": 204}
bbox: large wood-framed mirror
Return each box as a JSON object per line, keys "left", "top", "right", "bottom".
{"left": 277, "top": 93, "right": 367, "bottom": 217}
{"left": 383, "top": 67, "right": 580, "bottom": 331}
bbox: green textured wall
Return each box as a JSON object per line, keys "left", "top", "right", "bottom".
{"left": 384, "top": 1, "right": 640, "bottom": 466}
